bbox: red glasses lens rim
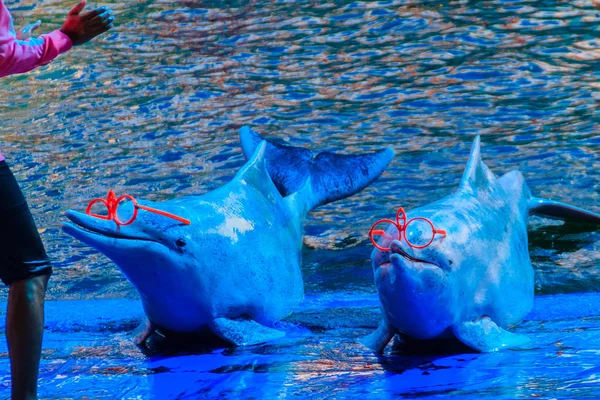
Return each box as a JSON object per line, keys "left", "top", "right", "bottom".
{"left": 86, "top": 198, "right": 111, "bottom": 220}
{"left": 404, "top": 217, "right": 435, "bottom": 249}
{"left": 395, "top": 207, "right": 407, "bottom": 228}
{"left": 113, "top": 194, "right": 139, "bottom": 226}
{"left": 369, "top": 219, "right": 400, "bottom": 251}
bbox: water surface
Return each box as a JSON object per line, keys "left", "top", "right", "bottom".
{"left": 0, "top": 0, "right": 599, "bottom": 398}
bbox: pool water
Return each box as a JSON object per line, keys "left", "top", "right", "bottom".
{"left": 2, "top": 293, "right": 600, "bottom": 399}
{"left": 0, "top": 0, "right": 599, "bottom": 398}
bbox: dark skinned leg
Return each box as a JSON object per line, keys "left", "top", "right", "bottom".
{"left": 6, "top": 273, "right": 50, "bottom": 400}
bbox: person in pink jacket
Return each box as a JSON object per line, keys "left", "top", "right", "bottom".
{"left": 0, "top": 1, "right": 113, "bottom": 399}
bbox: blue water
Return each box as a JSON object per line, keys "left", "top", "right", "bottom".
{"left": 2, "top": 294, "right": 600, "bottom": 399}
{"left": 0, "top": 0, "right": 599, "bottom": 398}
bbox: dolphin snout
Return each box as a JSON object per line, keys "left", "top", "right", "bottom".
{"left": 390, "top": 240, "right": 421, "bottom": 262}
{"left": 390, "top": 240, "right": 439, "bottom": 268}
{"left": 373, "top": 247, "right": 390, "bottom": 269}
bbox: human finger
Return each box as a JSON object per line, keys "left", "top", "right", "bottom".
{"left": 29, "top": 20, "right": 42, "bottom": 33}
{"left": 68, "top": 0, "right": 86, "bottom": 16}
{"left": 17, "top": 20, "right": 42, "bottom": 39}
{"left": 100, "top": 22, "right": 113, "bottom": 33}
{"left": 81, "top": 6, "right": 109, "bottom": 22}
{"left": 87, "top": 22, "right": 113, "bottom": 39}
{"left": 87, "top": 10, "right": 113, "bottom": 26}
{"left": 87, "top": 16, "right": 114, "bottom": 34}
{"left": 23, "top": 20, "right": 42, "bottom": 33}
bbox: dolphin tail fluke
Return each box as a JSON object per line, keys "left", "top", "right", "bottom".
{"left": 240, "top": 126, "right": 394, "bottom": 213}
{"left": 529, "top": 197, "right": 600, "bottom": 224}
{"left": 453, "top": 317, "right": 530, "bottom": 352}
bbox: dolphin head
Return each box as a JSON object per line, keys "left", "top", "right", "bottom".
{"left": 61, "top": 141, "right": 305, "bottom": 333}
{"left": 62, "top": 197, "right": 203, "bottom": 303}
{"left": 369, "top": 135, "right": 503, "bottom": 340}
{"left": 370, "top": 204, "right": 467, "bottom": 340}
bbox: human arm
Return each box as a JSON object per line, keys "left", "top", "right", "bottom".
{"left": 0, "top": 0, "right": 113, "bottom": 78}
{"left": 0, "top": 0, "right": 72, "bottom": 77}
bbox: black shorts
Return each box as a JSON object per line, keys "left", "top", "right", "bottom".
{"left": 0, "top": 161, "right": 52, "bottom": 285}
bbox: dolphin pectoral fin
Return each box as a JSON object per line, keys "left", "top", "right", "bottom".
{"left": 529, "top": 197, "right": 600, "bottom": 224}
{"left": 132, "top": 318, "right": 156, "bottom": 347}
{"left": 209, "top": 318, "right": 285, "bottom": 346}
{"left": 360, "top": 319, "right": 395, "bottom": 353}
{"left": 452, "top": 316, "right": 529, "bottom": 353}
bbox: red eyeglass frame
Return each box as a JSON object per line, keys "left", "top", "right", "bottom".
{"left": 369, "top": 207, "right": 446, "bottom": 250}
{"left": 86, "top": 190, "right": 191, "bottom": 227}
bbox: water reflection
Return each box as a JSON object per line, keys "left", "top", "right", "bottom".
{"left": 0, "top": 293, "right": 592, "bottom": 398}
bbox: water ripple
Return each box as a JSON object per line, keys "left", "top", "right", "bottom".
{"left": 0, "top": 0, "right": 598, "bottom": 299}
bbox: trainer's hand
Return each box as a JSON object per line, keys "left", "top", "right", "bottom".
{"left": 60, "top": 0, "right": 114, "bottom": 46}
{"left": 17, "top": 20, "right": 41, "bottom": 40}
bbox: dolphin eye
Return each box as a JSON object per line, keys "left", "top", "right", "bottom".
{"left": 176, "top": 238, "right": 186, "bottom": 247}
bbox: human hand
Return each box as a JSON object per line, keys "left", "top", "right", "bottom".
{"left": 60, "top": 0, "right": 114, "bottom": 46}
{"left": 17, "top": 20, "right": 41, "bottom": 40}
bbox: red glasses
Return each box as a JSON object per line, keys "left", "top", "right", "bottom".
{"left": 86, "top": 190, "right": 191, "bottom": 227}
{"left": 369, "top": 207, "right": 446, "bottom": 251}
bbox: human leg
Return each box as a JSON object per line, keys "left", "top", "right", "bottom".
{"left": 0, "top": 161, "right": 52, "bottom": 400}
{"left": 6, "top": 273, "right": 50, "bottom": 400}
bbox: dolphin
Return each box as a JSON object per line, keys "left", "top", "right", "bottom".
{"left": 363, "top": 136, "right": 600, "bottom": 353}
{"left": 62, "top": 127, "right": 394, "bottom": 347}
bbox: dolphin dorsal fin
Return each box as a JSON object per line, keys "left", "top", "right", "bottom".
{"left": 234, "top": 140, "right": 279, "bottom": 198}
{"left": 459, "top": 136, "right": 496, "bottom": 193}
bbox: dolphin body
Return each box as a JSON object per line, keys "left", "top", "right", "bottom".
{"left": 63, "top": 127, "right": 394, "bottom": 347}
{"left": 364, "top": 136, "right": 600, "bottom": 353}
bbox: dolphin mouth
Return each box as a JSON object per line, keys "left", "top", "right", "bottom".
{"left": 63, "top": 211, "right": 158, "bottom": 243}
{"left": 64, "top": 221, "right": 147, "bottom": 241}
{"left": 374, "top": 241, "right": 440, "bottom": 269}
{"left": 391, "top": 246, "right": 437, "bottom": 267}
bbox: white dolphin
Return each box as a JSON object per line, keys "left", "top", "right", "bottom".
{"left": 364, "top": 136, "right": 600, "bottom": 353}
{"left": 63, "top": 127, "right": 394, "bottom": 347}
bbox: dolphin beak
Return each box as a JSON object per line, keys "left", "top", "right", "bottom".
{"left": 64, "top": 209, "right": 119, "bottom": 234}
{"left": 373, "top": 247, "right": 390, "bottom": 269}
{"left": 389, "top": 240, "right": 439, "bottom": 268}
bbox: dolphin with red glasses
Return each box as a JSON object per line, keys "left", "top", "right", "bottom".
{"left": 364, "top": 136, "right": 600, "bottom": 353}
{"left": 62, "top": 127, "right": 394, "bottom": 347}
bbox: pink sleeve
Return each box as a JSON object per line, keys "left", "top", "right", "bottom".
{"left": 0, "top": 0, "right": 72, "bottom": 77}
